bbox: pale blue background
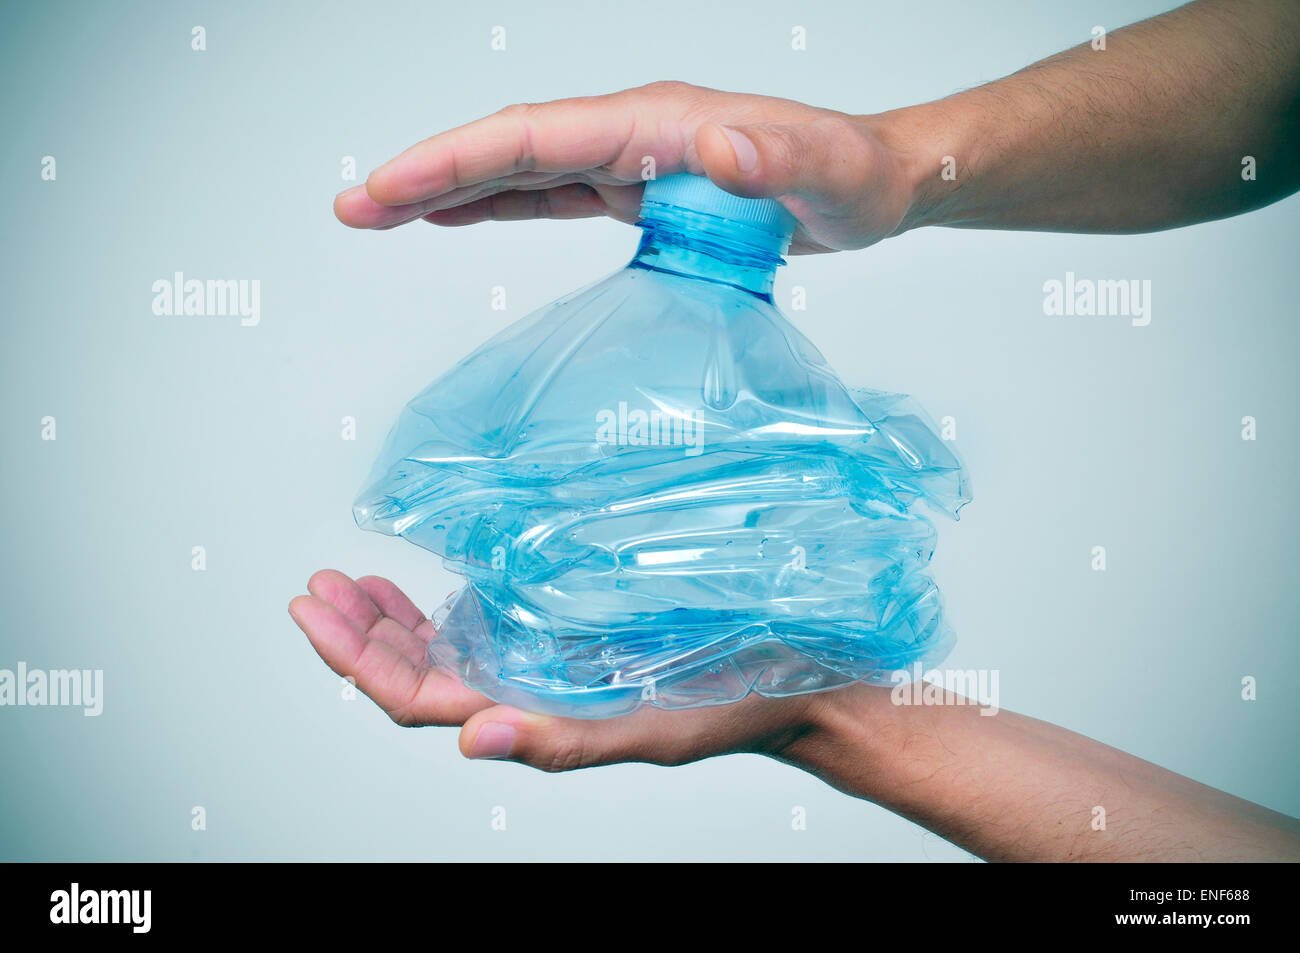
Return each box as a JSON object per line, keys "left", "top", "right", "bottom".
{"left": 1, "top": 0, "right": 1295, "bottom": 860}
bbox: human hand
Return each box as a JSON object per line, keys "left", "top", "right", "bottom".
{"left": 288, "top": 569, "right": 1300, "bottom": 862}
{"left": 333, "top": 81, "right": 922, "bottom": 254}
{"left": 289, "top": 570, "right": 823, "bottom": 771}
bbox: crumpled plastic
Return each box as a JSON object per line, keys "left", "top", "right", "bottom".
{"left": 355, "top": 190, "right": 969, "bottom": 719}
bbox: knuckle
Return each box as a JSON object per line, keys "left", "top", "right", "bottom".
{"left": 352, "top": 640, "right": 388, "bottom": 685}
{"left": 639, "top": 79, "right": 696, "bottom": 98}
{"left": 384, "top": 682, "right": 423, "bottom": 727}
{"left": 540, "top": 736, "right": 589, "bottom": 773}
{"left": 810, "top": 114, "right": 864, "bottom": 142}
{"left": 498, "top": 101, "right": 538, "bottom": 120}
{"left": 387, "top": 705, "right": 418, "bottom": 727}
{"left": 764, "top": 125, "right": 808, "bottom": 170}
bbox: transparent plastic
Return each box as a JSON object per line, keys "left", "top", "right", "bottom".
{"left": 355, "top": 174, "right": 970, "bottom": 718}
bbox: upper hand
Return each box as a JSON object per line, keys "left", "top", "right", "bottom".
{"left": 333, "top": 81, "right": 919, "bottom": 254}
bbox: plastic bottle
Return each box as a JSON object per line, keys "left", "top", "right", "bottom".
{"left": 354, "top": 173, "right": 969, "bottom": 718}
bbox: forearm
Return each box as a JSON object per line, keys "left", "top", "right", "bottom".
{"left": 778, "top": 682, "right": 1300, "bottom": 861}
{"left": 871, "top": 0, "right": 1300, "bottom": 235}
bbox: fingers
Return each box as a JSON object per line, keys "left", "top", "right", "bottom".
{"left": 457, "top": 701, "right": 744, "bottom": 771}
{"left": 307, "top": 569, "right": 423, "bottom": 665}
{"left": 336, "top": 174, "right": 565, "bottom": 229}
{"left": 292, "top": 574, "right": 823, "bottom": 759}
{"left": 336, "top": 177, "right": 645, "bottom": 230}
{"left": 307, "top": 568, "right": 381, "bottom": 632}
{"left": 455, "top": 686, "right": 827, "bottom": 772}
{"left": 290, "top": 573, "right": 492, "bottom": 726}
{"left": 357, "top": 574, "right": 442, "bottom": 662}
{"left": 334, "top": 186, "right": 425, "bottom": 229}
{"left": 289, "top": 592, "right": 423, "bottom": 710}
{"left": 357, "top": 80, "right": 803, "bottom": 208}
{"left": 457, "top": 706, "right": 647, "bottom": 771}
{"left": 356, "top": 574, "right": 428, "bottom": 635}
{"left": 422, "top": 182, "right": 642, "bottom": 227}
{"left": 697, "top": 115, "right": 904, "bottom": 251}
{"left": 363, "top": 91, "right": 650, "bottom": 208}
{"left": 696, "top": 115, "right": 874, "bottom": 202}
{"left": 334, "top": 81, "right": 858, "bottom": 232}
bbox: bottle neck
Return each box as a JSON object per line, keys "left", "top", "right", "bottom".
{"left": 629, "top": 206, "right": 788, "bottom": 301}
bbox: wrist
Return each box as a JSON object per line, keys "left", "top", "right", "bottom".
{"left": 768, "top": 681, "right": 912, "bottom": 796}
{"left": 858, "top": 95, "right": 987, "bottom": 236}
{"left": 856, "top": 105, "right": 941, "bottom": 237}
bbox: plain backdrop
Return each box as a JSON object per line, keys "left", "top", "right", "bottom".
{"left": 1, "top": 0, "right": 1296, "bottom": 860}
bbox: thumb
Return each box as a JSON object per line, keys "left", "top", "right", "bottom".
{"left": 457, "top": 692, "right": 815, "bottom": 772}
{"left": 458, "top": 705, "right": 641, "bottom": 772}
{"left": 695, "top": 116, "right": 871, "bottom": 203}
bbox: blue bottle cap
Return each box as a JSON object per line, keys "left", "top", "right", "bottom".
{"left": 641, "top": 173, "right": 797, "bottom": 240}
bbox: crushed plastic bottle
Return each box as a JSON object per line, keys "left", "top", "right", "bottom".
{"left": 354, "top": 173, "right": 970, "bottom": 718}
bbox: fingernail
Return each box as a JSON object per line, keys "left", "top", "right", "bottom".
{"left": 720, "top": 126, "right": 758, "bottom": 173}
{"left": 335, "top": 185, "right": 360, "bottom": 199}
{"left": 469, "top": 722, "right": 516, "bottom": 759}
